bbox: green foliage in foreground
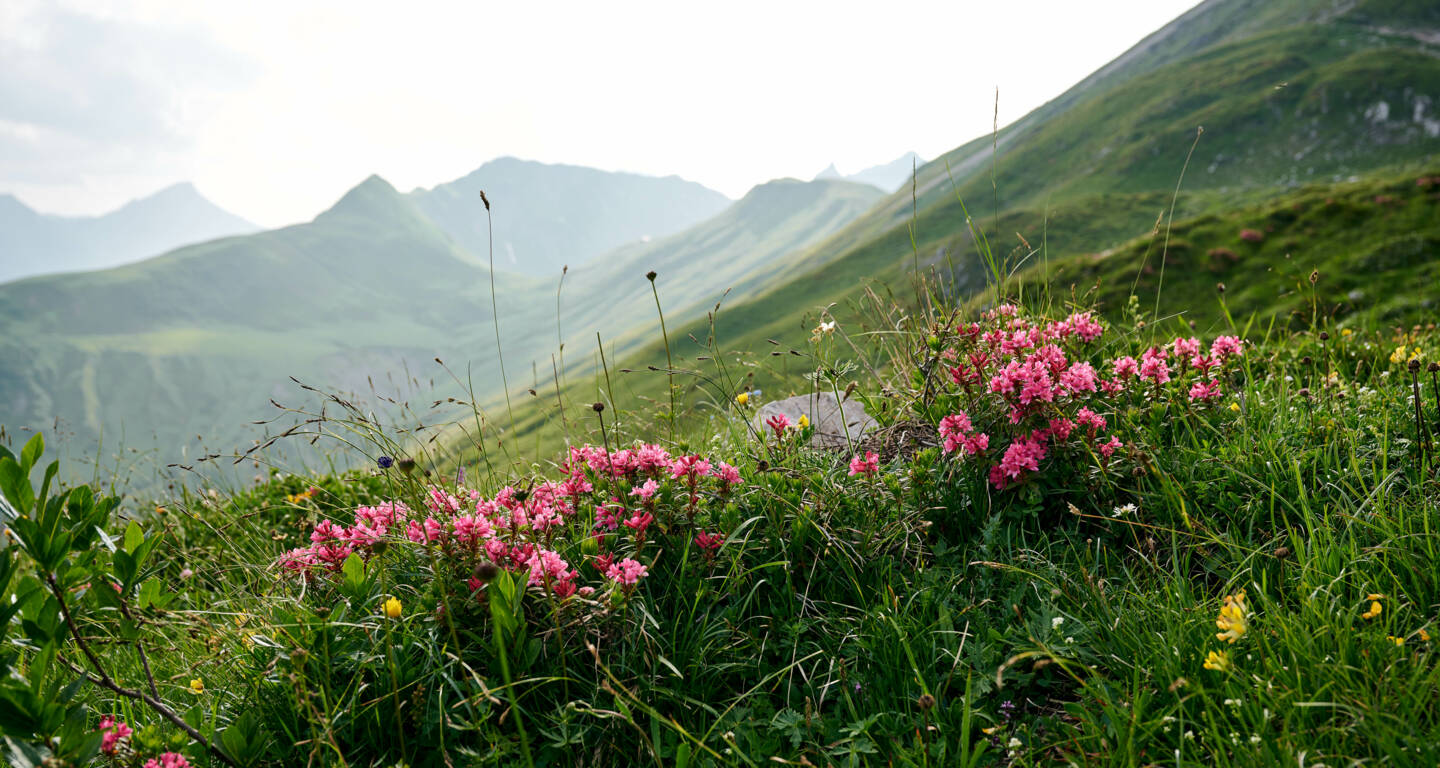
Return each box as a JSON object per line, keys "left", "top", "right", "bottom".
{"left": 3, "top": 292, "right": 1440, "bottom": 766}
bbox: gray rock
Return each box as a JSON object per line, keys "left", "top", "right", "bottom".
{"left": 755, "top": 392, "right": 877, "bottom": 449}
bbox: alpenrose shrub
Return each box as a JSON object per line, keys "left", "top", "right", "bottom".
{"left": 928, "top": 304, "right": 1244, "bottom": 490}
{"left": 276, "top": 443, "right": 741, "bottom": 606}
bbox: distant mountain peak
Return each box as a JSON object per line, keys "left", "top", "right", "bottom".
{"left": 810, "top": 153, "right": 925, "bottom": 193}
{"left": 317, "top": 175, "right": 405, "bottom": 222}
{"left": 0, "top": 192, "right": 33, "bottom": 216}
{"left": 407, "top": 160, "right": 731, "bottom": 276}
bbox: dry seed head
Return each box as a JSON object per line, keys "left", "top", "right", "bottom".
{"left": 473, "top": 561, "right": 500, "bottom": 583}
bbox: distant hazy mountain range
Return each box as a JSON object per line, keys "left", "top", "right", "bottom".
{"left": 0, "top": 165, "right": 877, "bottom": 478}
{"left": 409, "top": 157, "right": 732, "bottom": 277}
{"left": 0, "top": 182, "right": 259, "bottom": 283}
{"left": 813, "top": 152, "right": 925, "bottom": 192}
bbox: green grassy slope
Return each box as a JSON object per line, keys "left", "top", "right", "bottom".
{"left": 0, "top": 177, "right": 881, "bottom": 485}
{"left": 1014, "top": 170, "right": 1440, "bottom": 331}
{"left": 735, "top": 0, "right": 1439, "bottom": 327}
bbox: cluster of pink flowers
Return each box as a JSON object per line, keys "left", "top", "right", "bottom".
{"left": 98, "top": 716, "right": 133, "bottom": 755}
{"left": 144, "top": 754, "right": 191, "bottom": 768}
{"left": 848, "top": 451, "right": 880, "bottom": 476}
{"left": 938, "top": 412, "right": 990, "bottom": 456}
{"left": 277, "top": 442, "right": 741, "bottom": 608}
{"left": 934, "top": 306, "right": 1244, "bottom": 489}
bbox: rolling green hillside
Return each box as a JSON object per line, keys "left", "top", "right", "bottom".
{"left": 0, "top": 175, "right": 879, "bottom": 484}
{"left": 1012, "top": 170, "right": 1440, "bottom": 330}
{"left": 621, "top": 0, "right": 1440, "bottom": 368}
{"left": 444, "top": 0, "right": 1440, "bottom": 469}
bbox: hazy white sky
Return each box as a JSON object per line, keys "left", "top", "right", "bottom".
{"left": 2, "top": 0, "right": 1202, "bottom": 228}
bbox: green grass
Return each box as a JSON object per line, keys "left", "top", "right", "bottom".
{"left": 1010, "top": 169, "right": 1440, "bottom": 331}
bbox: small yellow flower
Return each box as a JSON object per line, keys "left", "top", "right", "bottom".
{"left": 1362, "top": 601, "right": 1383, "bottom": 620}
{"left": 1388, "top": 635, "right": 1405, "bottom": 646}
{"left": 189, "top": 678, "right": 205, "bottom": 694}
{"left": 1215, "top": 591, "right": 1249, "bottom": 644}
{"left": 1203, "top": 650, "right": 1232, "bottom": 672}
{"left": 1390, "top": 346, "right": 1407, "bottom": 364}
{"left": 981, "top": 725, "right": 1001, "bottom": 735}
{"left": 1366, "top": 593, "right": 1386, "bottom": 601}
{"left": 1419, "top": 628, "right": 1431, "bottom": 642}
{"left": 1229, "top": 402, "right": 1241, "bottom": 413}
{"left": 382, "top": 597, "right": 403, "bottom": 619}
{"left": 735, "top": 392, "right": 749, "bottom": 406}
{"left": 797, "top": 414, "right": 810, "bottom": 429}
{"left": 1341, "top": 328, "right": 1353, "bottom": 337}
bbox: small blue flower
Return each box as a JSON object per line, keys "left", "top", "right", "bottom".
{"left": 377, "top": 455, "right": 394, "bottom": 469}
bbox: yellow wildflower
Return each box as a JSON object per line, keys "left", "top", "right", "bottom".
{"left": 1215, "top": 591, "right": 1249, "bottom": 644}
{"left": 1388, "top": 636, "right": 1405, "bottom": 646}
{"left": 982, "top": 725, "right": 1001, "bottom": 735}
{"left": 1341, "top": 328, "right": 1353, "bottom": 337}
{"left": 735, "top": 392, "right": 749, "bottom": 406}
{"left": 1229, "top": 402, "right": 1241, "bottom": 413}
{"left": 1390, "top": 345, "right": 1407, "bottom": 364}
{"left": 1203, "top": 650, "right": 1232, "bottom": 672}
{"left": 1362, "top": 601, "right": 1383, "bottom": 620}
{"left": 1419, "top": 628, "right": 1431, "bottom": 642}
{"left": 189, "top": 678, "right": 205, "bottom": 694}
{"left": 1366, "top": 593, "right": 1385, "bottom": 601}
{"left": 382, "top": 597, "right": 403, "bottom": 619}
{"left": 797, "top": 414, "right": 810, "bottom": 429}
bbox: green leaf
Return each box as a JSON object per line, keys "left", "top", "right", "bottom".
{"left": 2, "top": 735, "right": 46, "bottom": 768}
{"left": 138, "top": 578, "right": 162, "bottom": 610}
{"left": 35, "top": 463, "right": 57, "bottom": 516}
{"left": 220, "top": 711, "right": 266, "bottom": 766}
{"left": 19, "top": 433, "right": 43, "bottom": 475}
{"left": 341, "top": 552, "right": 366, "bottom": 595}
{"left": 0, "top": 458, "right": 32, "bottom": 517}
{"left": 123, "top": 520, "right": 143, "bottom": 554}
{"left": 112, "top": 550, "right": 136, "bottom": 588}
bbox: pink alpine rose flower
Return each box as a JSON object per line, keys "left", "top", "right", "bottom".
{"left": 848, "top": 451, "right": 880, "bottom": 477}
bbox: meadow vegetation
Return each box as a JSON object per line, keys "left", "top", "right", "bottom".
{"left": 3, "top": 229, "right": 1439, "bottom": 766}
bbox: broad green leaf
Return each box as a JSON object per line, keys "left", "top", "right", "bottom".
{"left": 0, "top": 458, "right": 32, "bottom": 517}
{"left": 18, "top": 433, "right": 43, "bottom": 474}
{"left": 123, "top": 520, "right": 143, "bottom": 554}
{"left": 341, "top": 552, "right": 365, "bottom": 593}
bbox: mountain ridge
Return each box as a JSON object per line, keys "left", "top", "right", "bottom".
{"left": 408, "top": 156, "right": 731, "bottom": 276}
{"left": 0, "top": 182, "right": 260, "bottom": 283}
